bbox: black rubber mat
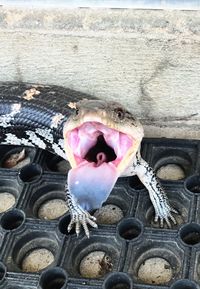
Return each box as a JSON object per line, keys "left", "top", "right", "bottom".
{"left": 0, "top": 138, "right": 200, "bottom": 289}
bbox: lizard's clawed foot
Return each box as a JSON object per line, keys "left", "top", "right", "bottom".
{"left": 154, "top": 204, "right": 178, "bottom": 228}
{"left": 68, "top": 206, "right": 98, "bottom": 238}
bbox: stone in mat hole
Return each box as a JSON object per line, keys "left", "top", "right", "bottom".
{"left": 3, "top": 149, "right": 30, "bottom": 169}
{"left": 22, "top": 248, "right": 54, "bottom": 272}
{"left": 94, "top": 204, "right": 124, "bottom": 225}
{"left": 8, "top": 157, "right": 31, "bottom": 169}
{"left": 79, "top": 251, "right": 113, "bottom": 278}
{"left": 137, "top": 257, "right": 173, "bottom": 285}
{"left": 38, "top": 199, "right": 68, "bottom": 220}
{"left": 10, "top": 157, "right": 31, "bottom": 169}
{"left": 56, "top": 160, "right": 70, "bottom": 173}
{"left": 0, "top": 192, "right": 15, "bottom": 213}
{"left": 156, "top": 164, "right": 185, "bottom": 180}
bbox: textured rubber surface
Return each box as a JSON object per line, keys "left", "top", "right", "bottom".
{"left": 0, "top": 138, "right": 200, "bottom": 289}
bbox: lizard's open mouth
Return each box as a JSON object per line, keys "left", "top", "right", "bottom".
{"left": 65, "top": 121, "right": 135, "bottom": 170}
{"left": 63, "top": 121, "right": 138, "bottom": 211}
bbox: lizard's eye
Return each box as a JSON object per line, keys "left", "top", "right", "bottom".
{"left": 75, "top": 108, "right": 79, "bottom": 115}
{"left": 114, "top": 108, "right": 125, "bottom": 120}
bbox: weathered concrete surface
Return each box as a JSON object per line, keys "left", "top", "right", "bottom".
{"left": 0, "top": 7, "right": 200, "bottom": 139}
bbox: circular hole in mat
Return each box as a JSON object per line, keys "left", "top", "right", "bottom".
{"left": 103, "top": 272, "right": 132, "bottom": 289}
{"left": 79, "top": 251, "right": 113, "bottom": 278}
{"left": 39, "top": 267, "right": 67, "bottom": 289}
{"left": 129, "top": 175, "right": 145, "bottom": 191}
{"left": 94, "top": 204, "right": 124, "bottom": 225}
{"left": 38, "top": 199, "right": 68, "bottom": 220}
{"left": 45, "top": 154, "right": 70, "bottom": 173}
{"left": 185, "top": 175, "right": 200, "bottom": 194}
{"left": 2, "top": 148, "right": 31, "bottom": 169}
{"left": 1, "top": 209, "right": 24, "bottom": 231}
{"left": 19, "top": 164, "right": 42, "bottom": 183}
{"left": 21, "top": 248, "right": 54, "bottom": 272}
{"left": 12, "top": 233, "right": 58, "bottom": 272}
{"left": 153, "top": 150, "right": 192, "bottom": 180}
{"left": 179, "top": 223, "right": 200, "bottom": 246}
{"left": 0, "top": 192, "right": 16, "bottom": 213}
{"left": 137, "top": 257, "right": 173, "bottom": 285}
{"left": 170, "top": 279, "right": 198, "bottom": 289}
{"left": 117, "top": 218, "right": 142, "bottom": 241}
{"left": 58, "top": 215, "right": 75, "bottom": 235}
{"left": 156, "top": 164, "right": 185, "bottom": 180}
{"left": 0, "top": 262, "right": 6, "bottom": 282}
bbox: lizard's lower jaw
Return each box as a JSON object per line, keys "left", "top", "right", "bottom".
{"left": 64, "top": 121, "right": 139, "bottom": 210}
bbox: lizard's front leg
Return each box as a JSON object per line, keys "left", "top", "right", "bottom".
{"left": 65, "top": 183, "right": 98, "bottom": 238}
{"left": 133, "top": 152, "right": 177, "bottom": 227}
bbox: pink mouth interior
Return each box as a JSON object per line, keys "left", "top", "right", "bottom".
{"left": 67, "top": 122, "right": 133, "bottom": 168}
{"left": 67, "top": 122, "right": 134, "bottom": 210}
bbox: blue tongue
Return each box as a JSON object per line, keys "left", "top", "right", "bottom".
{"left": 68, "top": 162, "right": 119, "bottom": 211}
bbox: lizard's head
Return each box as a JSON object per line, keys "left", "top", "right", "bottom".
{"left": 63, "top": 99, "right": 144, "bottom": 211}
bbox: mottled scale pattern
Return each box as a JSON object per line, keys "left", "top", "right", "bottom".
{"left": 0, "top": 82, "right": 94, "bottom": 158}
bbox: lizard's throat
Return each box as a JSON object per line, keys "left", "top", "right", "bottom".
{"left": 83, "top": 134, "right": 116, "bottom": 167}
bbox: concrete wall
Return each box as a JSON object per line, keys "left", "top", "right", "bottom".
{"left": 0, "top": 7, "right": 200, "bottom": 139}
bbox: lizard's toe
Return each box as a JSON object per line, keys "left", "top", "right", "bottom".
{"left": 80, "top": 219, "right": 90, "bottom": 238}
{"left": 67, "top": 218, "right": 75, "bottom": 232}
{"left": 89, "top": 215, "right": 97, "bottom": 222}
{"left": 164, "top": 217, "right": 171, "bottom": 228}
{"left": 75, "top": 220, "right": 81, "bottom": 236}
{"left": 170, "top": 207, "right": 179, "bottom": 214}
{"left": 160, "top": 217, "right": 164, "bottom": 228}
{"left": 169, "top": 213, "right": 177, "bottom": 225}
{"left": 87, "top": 218, "right": 98, "bottom": 228}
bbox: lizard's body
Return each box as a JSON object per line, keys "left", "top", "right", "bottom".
{"left": 0, "top": 83, "right": 176, "bottom": 237}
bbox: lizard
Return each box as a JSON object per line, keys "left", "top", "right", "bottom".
{"left": 0, "top": 82, "right": 177, "bottom": 237}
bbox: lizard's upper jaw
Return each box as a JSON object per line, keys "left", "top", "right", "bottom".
{"left": 64, "top": 121, "right": 139, "bottom": 173}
